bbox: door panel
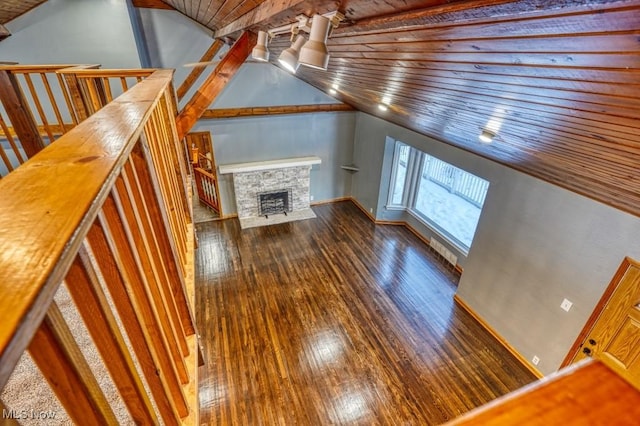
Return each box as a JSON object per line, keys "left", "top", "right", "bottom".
{"left": 573, "top": 259, "right": 640, "bottom": 389}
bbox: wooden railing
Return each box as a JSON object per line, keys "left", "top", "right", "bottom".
{"left": 193, "top": 166, "right": 220, "bottom": 213}
{"left": 0, "top": 65, "right": 156, "bottom": 178}
{"left": 0, "top": 69, "right": 199, "bottom": 424}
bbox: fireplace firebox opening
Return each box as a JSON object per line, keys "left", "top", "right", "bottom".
{"left": 258, "top": 189, "right": 293, "bottom": 218}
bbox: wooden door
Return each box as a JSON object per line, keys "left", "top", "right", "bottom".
{"left": 571, "top": 258, "right": 640, "bottom": 389}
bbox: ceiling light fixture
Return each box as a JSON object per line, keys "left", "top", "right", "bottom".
{"left": 278, "top": 35, "right": 306, "bottom": 73}
{"left": 378, "top": 95, "right": 391, "bottom": 111}
{"left": 479, "top": 129, "right": 496, "bottom": 143}
{"left": 298, "top": 14, "right": 332, "bottom": 70}
{"left": 329, "top": 83, "right": 339, "bottom": 95}
{"left": 261, "top": 11, "right": 344, "bottom": 72}
{"left": 252, "top": 30, "right": 270, "bottom": 62}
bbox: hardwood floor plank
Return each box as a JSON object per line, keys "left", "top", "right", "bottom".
{"left": 195, "top": 201, "right": 536, "bottom": 424}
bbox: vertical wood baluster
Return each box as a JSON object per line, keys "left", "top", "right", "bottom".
{"left": 131, "top": 140, "right": 196, "bottom": 336}
{"left": 155, "top": 99, "right": 190, "bottom": 253}
{"left": 102, "top": 77, "right": 113, "bottom": 103}
{"left": 65, "top": 245, "right": 159, "bottom": 425}
{"left": 22, "top": 73, "right": 54, "bottom": 143}
{"left": 112, "top": 177, "right": 190, "bottom": 384}
{"left": 151, "top": 106, "right": 189, "bottom": 268}
{"left": 62, "top": 73, "right": 90, "bottom": 122}
{"left": 0, "top": 113, "right": 24, "bottom": 165}
{"left": 100, "top": 193, "right": 190, "bottom": 417}
{"left": 0, "top": 70, "right": 45, "bottom": 157}
{"left": 39, "top": 73, "right": 65, "bottom": 138}
{"left": 122, "top": 158, "right": 190, "bottom": 356}
{"left": 144, "top": 112, "right": 187, "bottom": 270}
{"left": 120, "top": 77, "right": 128, "bottom": 92}
{"left": 159, "top": 93, "right": 191, "bottom": 223}
{"left": 86, "top": 219, "right": 182, "bottom": 425}
{"left": 28, "top": 302, "right": 118, "bottom": 425}
{"left": 56, "top": 73, "right": 78, "bottom": 126}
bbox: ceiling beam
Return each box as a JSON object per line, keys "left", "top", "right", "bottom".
{"left": 202, "top": 103, "right": 354, "bottom": 119}
{"left": 175, "top": 31, "right": 257, "bottom": 140}
{"left": 131, "top": 0, "right": 175, "bottom": 10}
{"left": 215, "top": 0, "right": 306, "bottom": 39}
{"left": 176, "top": 39, "right": 224, "bottom": 101}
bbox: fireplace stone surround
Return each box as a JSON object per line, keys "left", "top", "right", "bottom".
{"left": 219, "top": 157, "right": 321, "bottom": 229}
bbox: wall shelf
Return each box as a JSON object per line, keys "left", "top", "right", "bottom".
{"left": 341, "top": 165, "right": 359, "bottom": 172}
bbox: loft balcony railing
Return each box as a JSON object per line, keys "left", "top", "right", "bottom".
{"left": 0, "top": 66, "right": 200, "bottom": 424}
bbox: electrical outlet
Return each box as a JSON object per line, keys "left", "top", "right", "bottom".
{"left": 560, "top": 298, "right": 573, "bottom": 312}
{"left": 532, "top": 355, "right": 540, "bottom": 366}
{"left": 369, "top": 207, "right": 373, "bottom": 213}
{"left": 310, "top": 195, "right": 314, "bottom": 201}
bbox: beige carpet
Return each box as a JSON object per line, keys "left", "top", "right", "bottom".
{"left": 0, "top": 244, "right": 157, "bottom": 425}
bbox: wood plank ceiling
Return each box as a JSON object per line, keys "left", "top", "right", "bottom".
{"left": 0, "top": 0, "right": 47, "bottom": 24}
{"left": 170, "top": 0, "right": 640, "bottom": 219}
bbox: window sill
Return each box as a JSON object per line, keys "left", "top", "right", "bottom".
{"left": 407, "top": 208, "right": 470, "bottom": 256}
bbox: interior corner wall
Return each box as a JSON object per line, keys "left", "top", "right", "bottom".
{"left": 351, "top": 111, "right": 640, "bottom": 376}
{"left": 135, "top": 7, "right": 215, "bottom": 101}
{"left": 0, "top": 0, "right": 141, "bottom": 68}
{"left": 194, "top": 111, "right": 356, "bottom": 216}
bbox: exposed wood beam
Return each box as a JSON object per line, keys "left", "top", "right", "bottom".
{"left": 176, "top": 39, "right": 224, "bottom": 101}
{"left": 176, "top": 31, "right": 256, "bottom": 140}
{"left": 0, "top": 25, "right": 10, "bottom": 41}
{"left": 131, "top": 0, "right": 175, "bottom": 10}
{"left": 0, "top": 70, "right": 45, "bottom": 157}
{"left": 215, "top": 0, "right": 306, "bottom": 39}
{"left": 202, "top": 103, "right": 355, "bottom": 119}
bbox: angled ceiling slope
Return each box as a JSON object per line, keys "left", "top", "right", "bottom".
{"left": 170, "top": 0, "right": 640, "bottom": 219}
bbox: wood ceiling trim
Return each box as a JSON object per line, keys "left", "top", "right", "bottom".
{"left": 131, "top": 0, "right": 175, "bottom": 10}
{"left": 332, "top": 0, "right": 638, "bottom": 38}
{"left": 215, "top": 0, "right": 306, "bottom": 38}
{"left": 0, "top": 0, "right": 47, "bottom": 25}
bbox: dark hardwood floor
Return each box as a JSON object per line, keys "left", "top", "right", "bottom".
{"left": 195, "top": 201, "right": 536, "bottom": 425}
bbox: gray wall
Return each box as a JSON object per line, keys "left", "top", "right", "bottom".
{"left": 135, "top": 7, "right": 219, "bottom": 106}
{"left": 195, "top": 111, "right": 356, "bottom": 216}
{"left": 199, "top": 63, "right": 353, "bottom": 216}
{"left": 352, "top": 112, "right": 640, "bottom": 375}
{"left": 0, "top": 0, "right": 141, "bottom": 68}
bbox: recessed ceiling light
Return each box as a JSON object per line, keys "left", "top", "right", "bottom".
{"left": 378, "top": 104, "right": 388, "bottom": 111}
{"left": 479, "top": 129, "right": 496, "bottom": 143}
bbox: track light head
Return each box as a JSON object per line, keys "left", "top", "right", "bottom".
{"left": 299, "top": 15, "right": 331, "bottom": 70}
{"left": 252, "top": 31, "right": 270, "bottom": 62}
{"left": 278, "top": 35, "right": 306, "bottom": 73}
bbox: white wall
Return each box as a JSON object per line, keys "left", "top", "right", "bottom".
{"left": 351, "top": 112, "right": 640, "bottom": 375}
{"left": 0, "top": 0, "right": 141, "bottom": 67}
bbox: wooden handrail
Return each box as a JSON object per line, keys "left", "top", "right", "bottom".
{"left": 0, "top": 68, "right": 197, "bottom": 424}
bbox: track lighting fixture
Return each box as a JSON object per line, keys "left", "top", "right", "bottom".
{"left": 278, "top": 35, "right": 306, "bottom": 73}
{"left": 251, "top": 31, "right": 270, "bottom": 62}
{"left": 255, "top": 11, "right": 344, "bottom": 72}
{"left": 298, "top": 14, "right": 332, "bottom": 70}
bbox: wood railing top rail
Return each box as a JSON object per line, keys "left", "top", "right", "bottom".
{"left": 59, "top": 69, "right": 157, "bottom": 78}
{"left": 0, "top": 69, "right": 175, "bottom": 390}
{"left": 0, "top": 64, "right": 101, "bottom": 73}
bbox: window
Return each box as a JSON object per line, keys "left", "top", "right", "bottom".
{"left": 387, "top": 140, "right": 489, "bottom": 252}
{"left": 388, "top": 142, "right": 410, "bottom": 207}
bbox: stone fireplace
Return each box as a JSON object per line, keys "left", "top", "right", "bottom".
{"left": 218, "top": 156, "right": 321, "bottom": 229}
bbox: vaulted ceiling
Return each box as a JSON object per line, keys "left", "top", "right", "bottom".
{"left": 0, "top": 0, "right": 46, "bottom": 24}
{"left": 158, "top": 0, "right": 640, "bottom": 218}
{"left": 4, "top": 0, "right": 640, "bottom": 218}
